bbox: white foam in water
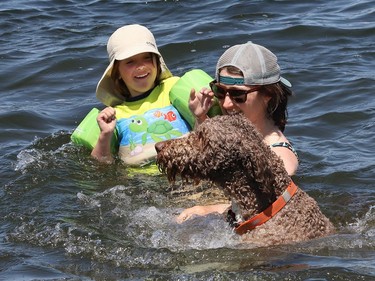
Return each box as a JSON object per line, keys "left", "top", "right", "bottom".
{"left": 129, "top": 206, "right": 241, "bottom": 251}
{"left": 75, "top": 187, "right": 240, "bottom": 252}
{"left": 76, "top": 192, "right": 101, "bottom": 208}
{"left": 15, "top": 149, "right": 41, "bottom": 172}
{"left": 348, "top": 205, "right": 375, "bottom": 238}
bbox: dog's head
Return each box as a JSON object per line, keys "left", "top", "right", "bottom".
{"left": 155, "top": 114, "right": 289, "bottom": 212}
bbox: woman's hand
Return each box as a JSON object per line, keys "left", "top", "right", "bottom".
{"left": 176, "top": 204, "right": 231, "bottom": 223}
{"left": 189, "top": 87, "right": 214, "bottom": 124}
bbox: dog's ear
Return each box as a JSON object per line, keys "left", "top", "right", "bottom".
{"left": 238, "top": 126, "right": 279, "bottom": 194}
{"left": 242, "top": 149, "right": 276, "bottom": 193}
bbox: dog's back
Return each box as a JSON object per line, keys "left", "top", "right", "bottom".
{"left": 156, "top": 114, "right": 335, "bottom": 246}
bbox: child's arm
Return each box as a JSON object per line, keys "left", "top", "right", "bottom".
{"left": 91, "top": 107, "right": 117, "bottom": 163}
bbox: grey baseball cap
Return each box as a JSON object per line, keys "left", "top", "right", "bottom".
{"left": 215, "top": 42, "right": 292, "bottom": 88}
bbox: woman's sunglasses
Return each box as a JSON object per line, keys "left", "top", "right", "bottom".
{"left": 209, "top": 80, "right": 261, "bottom": 103}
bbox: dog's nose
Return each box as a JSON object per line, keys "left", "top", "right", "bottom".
{"left": 155, "top": 141, "right": 165, "bottom": 153}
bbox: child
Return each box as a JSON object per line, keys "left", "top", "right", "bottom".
{"left": 91, "top": 24, "right": 190, "bottom": 165}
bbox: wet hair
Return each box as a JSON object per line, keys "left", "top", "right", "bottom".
{"left": 221, "top": 66, "right": 292, "bottom": 132}
{"left": 110, "top": 53, "right": 162, "bottom": 99}
{"left": 261, "top": 83, "right": 292, "bottom": 132}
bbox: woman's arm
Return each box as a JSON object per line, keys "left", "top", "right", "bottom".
{"left": 176, "top": 203, "right": 231, "bottom": 223}
{"left": 189, "top": 87, "right": 214, "bottom": 126}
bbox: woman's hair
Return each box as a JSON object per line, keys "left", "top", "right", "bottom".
{"left": 110, "top": 53, "right": 162, "bottom": 100}
{"left": 222, "top": 66, "right": 292, "bottom": 132}
{"left": 261, "top": 83, "right": 292, "bottom": 132}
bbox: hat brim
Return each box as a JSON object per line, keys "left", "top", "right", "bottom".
{"left": 280, "top": 77, "right": 292, "bottom": 88}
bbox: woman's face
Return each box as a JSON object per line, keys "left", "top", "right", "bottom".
{"left": 118, "top": 52, "right": 157, "bottom": 97}
{"left": 218, "top": 68, "right": 270, "bottom": 125}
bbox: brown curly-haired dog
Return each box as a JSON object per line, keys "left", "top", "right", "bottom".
{"left": 155, "top": 114, "right": 334, "bottom": 246}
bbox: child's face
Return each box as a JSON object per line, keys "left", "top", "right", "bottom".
{"left": 118, "top": 52, "right": 158, "bottom": 97}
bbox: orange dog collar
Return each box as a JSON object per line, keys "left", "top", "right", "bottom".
{"left": 234, "top": 181, "right": 298, "bottom": 235}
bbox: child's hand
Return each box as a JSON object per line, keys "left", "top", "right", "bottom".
{"left": 97, "top": 106, "right": 116, "bottom": 134}
{"left": 188, "top": 87, "right": 214, "bottom": 123}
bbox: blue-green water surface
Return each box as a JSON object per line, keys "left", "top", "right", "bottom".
{"left": 0, "top": 1, "right": 374, "bottom": 280}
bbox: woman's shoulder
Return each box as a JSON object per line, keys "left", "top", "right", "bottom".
{"left": 270, "top": 141, "right": 299, "bottom": 176}
{"left": 271, "top": 141, "right": 298, "bottom": 158}
{"left": 265, "top": 129, "right": 299, "bottom": 175}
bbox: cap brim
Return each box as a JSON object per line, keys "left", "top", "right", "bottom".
{"left": 280, "top": 77, "right": 292, "bottom": 88}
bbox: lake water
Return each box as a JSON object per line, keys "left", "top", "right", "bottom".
{"left": 0, "top": 0, "right": 374, "bottom": 280}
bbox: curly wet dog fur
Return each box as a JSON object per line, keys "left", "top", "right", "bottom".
{"left": 155, "top": 114, "right": 334, "bottom": 246}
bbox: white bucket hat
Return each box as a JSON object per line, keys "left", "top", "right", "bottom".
{"left": 96, "top": 24, "right": 173, "bottom": 106}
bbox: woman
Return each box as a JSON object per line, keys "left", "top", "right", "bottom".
{"left": 178, "top": 42, "right": 299, "bottom": 222}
